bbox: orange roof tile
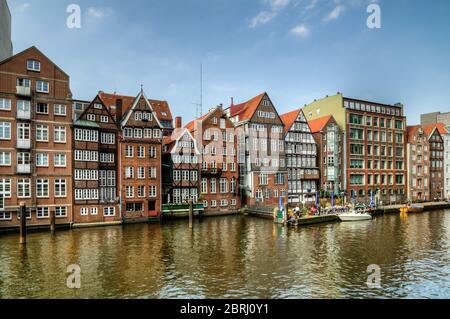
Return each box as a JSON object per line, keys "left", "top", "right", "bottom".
{"left": 184, "top": 113, "right": 209, "bottom": 132}
{"left": 423, "top": 123, "right": 448, "bottom": 138}
{"left": 280, "top": 109, "right": 301, "bottom": 134}
{"left": 228, "top": 92, "right": 266, "bottom": 122}
{"left": 407, "top": 125, "right": 421, "bottom": 143}
{"left": 98, "top": 92, "right": 173, "bottom": 122}
{"left": 307, "top": 115, "right": 333, "bottom": 134}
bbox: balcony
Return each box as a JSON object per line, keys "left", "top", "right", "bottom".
{"left": 16, "top": 164, "right": 31, "bottom": 174}
{"left": 17, "top": 139, "right": 31, "bottom": 149}
{"left": 17, "top": 109, "right": 31, "bottom": 120}
{"left": 16, "top": 86, "right": 31, "bottom": 97}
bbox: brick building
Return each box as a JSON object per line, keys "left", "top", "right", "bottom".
{"left": 72, "top": 94, "right": 120, "bottom": 225}
{"left": 98, "top": 90, "right": 167, "bottom": 222}
{"left": 0, "top": 47, "right": 73, "bottom": 227}
{"left": 224, "top": 93, "right": 287, "bottom": 209}
{"left": 185, "top": 106, "right": 240, "bottom": 211}
{"left": 280, "top": 109, "right": 319, "bottom": 205}
{"left": 407, "top": 123, "right": 447, "bottom": 202}
{"left": 302, "top": 93, "right": 407, "bottom": 204}
{"left": 308, "top": 115, "right": 343, "bottom": 196}
{"left": 162, "top": 119, "right": 201, "bottom": 205}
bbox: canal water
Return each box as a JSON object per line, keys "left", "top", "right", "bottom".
{"left": 0, "top": 210, "right": 449, "bottom": 299}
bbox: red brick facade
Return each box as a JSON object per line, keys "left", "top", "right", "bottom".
{"left": 0, "top": 47, "right": 73, "bottom": 228}
{"left": 186, "top": 106, "right": 240, "bottom": 211}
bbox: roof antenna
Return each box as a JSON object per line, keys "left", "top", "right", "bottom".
{"left": 197, "top": 64, "right": 203, "bottom": 118}
{"left": 140, "top": 84, "right": 144, "bottom": 92}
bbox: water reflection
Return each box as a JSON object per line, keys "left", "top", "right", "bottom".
{"left": 0, "top": 210, "right": 449, "bottom": 299}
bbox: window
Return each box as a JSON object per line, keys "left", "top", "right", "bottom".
{"left": 0, "top": 151, "right": 11, "bottom": 166}
{"left": 104, "top": 207, "right": 115, "bottom": 216}
{"left": 0, "top": 179, "right": 12, "bottom": 198}
{"left": 54, "top": 154, "right": 67, "bottom": 167}
{"left": 36, "top": 124, "right": 49, "bottom": 142}
{"left": 201, "top": 178, "right": 208, "bottom": 194}
{"left": 149, "top": 186, "right": 157, "bottom": 197}
{"left": 126, "top": 203, "right": 143, "bottom": 212}
{"left": 126, "top": 186, "right": 134, "bottom": 198}
{"left": 27, "top": 59, "right": 41, "bottom": 71}
{"left": 153, "top": 129, "right": 161, "bottom": 139}
{"left": 125, "top": 145, "right": 134, "bottom": 157}
{"left": 87, "top": 114, "right": 96, "bottom": 121}
{"left": 17, "top": 78, "right": 31, "bottom": 87}
{"left": 17, "top": 179, "right": 31, "bottom": 198}
{"left": 219, "top": 178, "right": 228, "bottom": 193}
{"left": 101, "top": 133, "right": 115, "bottom": 144}
{"left": 55, "top": 207, "right": 67, "bottom": 218}
{"left": 125, "top": 167, "right": 134, "bottom": 179}
{"left": 149, "top": 147, "right": 157, "bottom": 158}
{"left": 36, "top": 179, "right": 49, "bottom": 198}
{"left": 137, "top": 167, "right": 145, "bottom": 179}
{"left": 37, "top": 207, "right": 49, "bottom": 219}
{"left": 148, "top": 167, "right": 157, "bottom": 178}
{"left": 210, "top": 178, "right": 217, "bottom": 194}
{"left": 18, "top": 123, "right": 30, "bottom": 141}
{"left": 74, "top": 128, "right": 98, "bottom": 142}
{"left": 80, "top": 208, "right": 89, "bottom": 216}
{"left": 211, "top": 200, "right": 217, "bottom": 208}
{"left": 259, "top": 173, "right": 268, "bottom": 186}
{"left": 0, "top": 98, "right": 11, "bottom": 110}
{"left": 100, "top": 153, "right": 114, "bottom": 163}
{"left": 36, "top": 153, "right": 49, "bottom": 167}
{"left": 137, "top": 146, "right": 145, "bottom": 158}
{"left": 100, "top": 115, "right": 109, "bottom": 123}
{"left": 36, "top": 103, "right": 48, "bottom": 114}
{"left": 54, "top": 179, "right": 66, "bottom": 197}
{"left": 90, "top": 207, "right": 98, "bottom": 215}
{"left": 349, "top": 114, "right": 363, "bottom": 125}
{"left": 54, "top": 104, "right": 66, "bottom": 116}
{"left": 134, "top": 128, "right": 143, "bottom": 138}
{"left": 54, "top": 126, "right": 66, "bottom": 143}
{"left": 220, "top": 199, "right": 228, "bottom": 207}
{"left": 138, "top": 185, "right": 146, "bottom": 197}
{"left": 36, "top": 81, "right": 49, "bottom": 93}
{"left": 0, "top": 122, "right": 11, "bottom": 139}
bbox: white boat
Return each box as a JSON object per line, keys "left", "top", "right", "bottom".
{"left": 338, "top": 210, "right": 372, "bottom": 222}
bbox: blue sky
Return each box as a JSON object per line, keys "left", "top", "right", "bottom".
{"left": 8, "top": 0, "right": 450, "bottom": 124}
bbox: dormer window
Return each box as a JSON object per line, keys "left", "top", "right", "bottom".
{"left": 27, "top": 60, "right": 41, "bottom": 72}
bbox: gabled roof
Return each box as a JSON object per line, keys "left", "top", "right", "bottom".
{"left": 307, "top": 115, "right": 333, "bottom": 134}
{"left": 406, "top": 123, "right": 448, "bottom": 143}
{"left": 407, "top": 125, "right": 421, "bottom": 143}
{"left": 0, "top": 46, "right": 69, "bottom": 78}
{"left": 98, "top": 91, "right": 173, "bottom": 122}
{"left": 227, "top": 92, "right": 266, "bottom": 122}
{"left": 163, "top": 128, "right": 201, "bottom": 155}
{"left": 118, "top": 89, "right": 164, "bottom": 128}
{"left": 184, "top": 113, "right": 209, "bottom": 132}
{"left": 280, "top": 109, "right": 301, "bottom": 134}
{"left": 423, "top": 123, "right": 448, "bottom": 136}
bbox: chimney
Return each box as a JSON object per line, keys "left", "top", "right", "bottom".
{"left": 175, "top": 116, "right": 182, "bottom": 129}
{"left": 116, "top": 99, "right": 123, "bottom": 122}
{"left": 230, "top": 97, "right": 234, "bottom": 107}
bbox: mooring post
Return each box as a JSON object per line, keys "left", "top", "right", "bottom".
{"left": 50, "top": 209, "right": 56, "bottom": 232}
{"left": 189, "top": 200, "right": 194, "bottom": 229}
{"left": 19, "top": 202, "right": 27, "bottom": 244}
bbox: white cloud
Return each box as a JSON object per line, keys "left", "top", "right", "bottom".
{"left": 86, "top": 7, "right": 114, "bottom": 20}
{"left": 266, "top": 0, "right": 291, "bottom": 9}
{"left": 290, "top": 24, "right": 310, "bottom": 38}
{"left": 323, "top": 5, "right": 345, "bottom": 22}
{"left": 250, "top": 11, "right": 278, "bottom": 28}
{"left": 17, "top": 3, "right": 31, "bottom": 12}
